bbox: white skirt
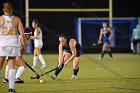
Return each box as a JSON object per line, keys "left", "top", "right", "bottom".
{"left": 0, "top": 46, "right": 21, "bottom": 57}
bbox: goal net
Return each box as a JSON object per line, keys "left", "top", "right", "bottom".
{"left": 76, "top": 17, "right": 138, "bottom": 52}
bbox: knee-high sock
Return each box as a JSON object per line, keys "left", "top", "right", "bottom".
{"left": 16, "top": 66, "right": 25, "bottom": 79}
{"left": 39, "top": 54, "right": 46, "bottom": 65}
{"left": 54, "top": 64, "right": 64, "bottom": 76}
{"left": 108, "top": 50, "right": 113, "bottom": 58}
{"left": 73, "top": 67, "right": 79, "bottom": 75}
{"left": 9, "top": 69, "right": 16, "bottom": 89}
{"left": 5, "top": 65, "right": 9, "bottom": 79}
{"left": 101, "top": 50, "right": 105, "bottom": 58}
{"left": 33, "top": 56, "right": 38, "bottom": 66}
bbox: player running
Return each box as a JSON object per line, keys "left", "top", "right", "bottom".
{"left": 51, "top": 34, "right": 82, "bottom": 80}
{"left": 30, "top": 19, "right": 48, "bottom": 69}
{"left": 98, "top": 22, "right": 113, "bottom": 60}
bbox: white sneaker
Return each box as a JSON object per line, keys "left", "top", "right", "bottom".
{"left": 41, "top": 64, "right": 47, "bottom": 69}
{"left": 71, "top": 75, "right": 77, "bottom": 80}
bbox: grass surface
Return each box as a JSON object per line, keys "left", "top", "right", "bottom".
{"left": 0, "top": 53, "right": 140, "bottom": 93}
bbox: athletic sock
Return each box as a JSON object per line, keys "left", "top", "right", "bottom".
{"left": 9, "top": 69, "right": 16, "bottom": 89}
{"left": 33, "top": 56, "right": 38, "bottom": 66}
{"left": 108, "top": 50, "right": 113, "bottom": 58}
{"left": 54, "top": 64, "right": 64, "bottom": 76}
{"left": 73, "top": 67, "right": 79, "bottom": 75}
{"left": 5, "top": 65, "right": 9, "bottom": 79}
{"left": 39, "top": 54, "right": 47, "bottom": 65}
{"left": 16, "top": 66, "right": 25, "bottom": 79}
{"left": 101, "top": 50, "right": 105, "bottom": 58}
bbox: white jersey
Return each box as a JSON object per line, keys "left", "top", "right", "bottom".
{"left": 0, "top": 15, "right": 20, "bottom": 47}
{"left": 34, "top": 29, "right": 43, "bottom": 48}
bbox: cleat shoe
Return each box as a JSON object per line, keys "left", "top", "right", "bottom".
{"left": 71, "top": 75, "right": 77, "bottom": 80}
{"left": 9, "top": 89, "right": 16, "bottom": 93}
{"left": 50, "top": 74, "right": 56, "bottom": 80}
{"left": 15, "top": 78, "right": 24, "bottom": 83}
{"left": 41, "top": 64, "right": 47, "bottom": 69}
{"left": 3, "top": 78, "right": 8, "bottom": 83}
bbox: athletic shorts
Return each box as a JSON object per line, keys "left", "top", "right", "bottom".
{"left": 103, "top": 37, "right": 110, "bottom": 45}
{"left": 64, "top": 49, "right": 82, "bottom": 57}
{"left": 0, "top": 46, "right": 21, "bottom": 57}
{"left": 133, "top": 39, "right": 140, "bottom": 45}
{"left": 34, "top": 42, "right": 43, "bottom": 48}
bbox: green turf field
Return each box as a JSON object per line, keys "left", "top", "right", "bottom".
{"left": 0, "top": 54, "right": 140, "bottom": 93}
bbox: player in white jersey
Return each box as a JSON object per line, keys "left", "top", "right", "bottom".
{"left": 3, "top": 27, "right": 32, "bottom": 84}
{"left": 30, "top": 19, "right": 47, "bottom": 69}
{"left": 0, "top": 2, "right": 25, "bottom": 93}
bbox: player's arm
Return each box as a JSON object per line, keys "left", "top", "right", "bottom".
{"left": 108, "top": 27, "right": 113, "bottom": 40}
{"left": 17, "top": 17, "right": 25, "bottom": 46}
{"left": 30, "top": 27, "right": 40, "bottom": 40}
{"left": 98, "top": 29, "right": 102, "bottom": 44}
{"left": 58, "top": 42, "right": 64, "bottom": 65}
{"left": 24, "top": 35, "right": 28, "bottom": 47}
{"left": 20, "top": 37, "right": 28, "bottom": 53}
{"left": 64, "top": 39, "right": 77, "bottom": 66}
{"left": 0, "top": 16, "right": 4, "bottom": 27}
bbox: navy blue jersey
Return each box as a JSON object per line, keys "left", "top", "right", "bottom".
{"left": 63, "top": 39, "right": 82, "bottom": 57}
{"left": 101, "top": 28, "right": 110, "bottom": 44}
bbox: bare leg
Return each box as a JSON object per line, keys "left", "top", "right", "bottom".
{"left": 71, "top": 57, "right": 80, "bottom": 80}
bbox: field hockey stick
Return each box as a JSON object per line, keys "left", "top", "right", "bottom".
{"left": 40, "top": 67, "right": 58, "bottom": 77}
{"left": 24, "top": 62, "right": 40, "bottom": 79}
{"left": 30, "top": 67, "right": 58, "bottom": 79}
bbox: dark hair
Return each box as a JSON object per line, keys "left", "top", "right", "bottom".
{"left": 59, "top": 34, "right": 67, "bottom": 39}
{"left": 24, "top": 27, "right": 32, "bottom": 34}
{"left": 32, "top": 19, "right": 39, "bottom": 25}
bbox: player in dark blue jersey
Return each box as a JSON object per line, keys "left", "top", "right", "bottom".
{"left": 51, "top": 34, "right": 82, "bottom": 80}
{"left": 98, "top": 22, "right": 113, "bottom": 60}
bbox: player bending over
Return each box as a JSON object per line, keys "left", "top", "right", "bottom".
{"left": 51, "top": 34, "right": 82, "bottom": 80}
